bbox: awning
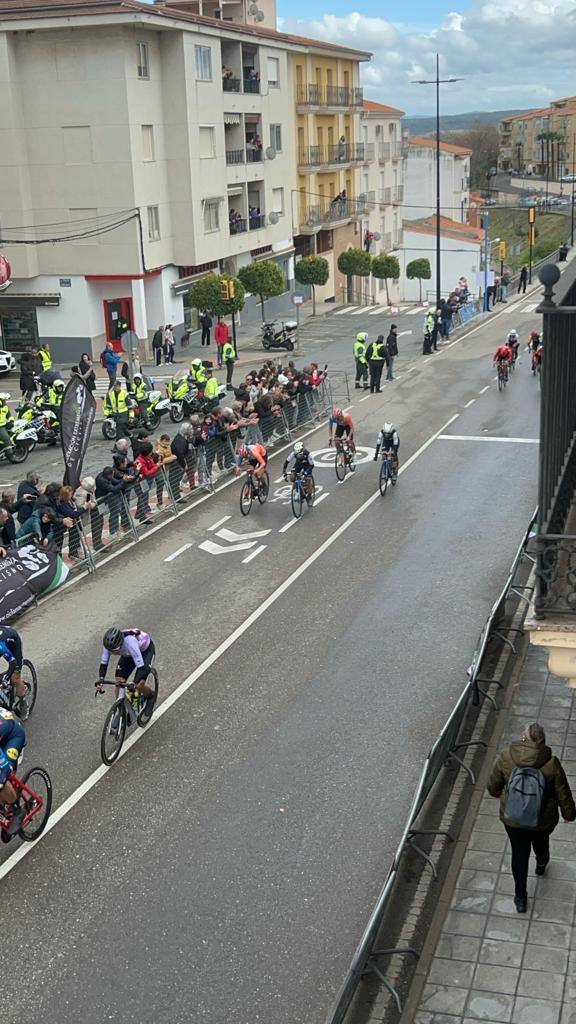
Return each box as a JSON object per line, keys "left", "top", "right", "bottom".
{"left": 227, "top": 186, "right": 244, "bottom": 197}
{"left": 0, "top": 292, "right": 61, "bottom": 308}
{"left": 224, "top": 112, "right": 241, "bottom": 126}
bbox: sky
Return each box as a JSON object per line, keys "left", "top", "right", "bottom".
{"left": 278, "top": 0, "right": 576, "bottom": 116}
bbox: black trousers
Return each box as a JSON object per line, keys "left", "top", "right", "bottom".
{"left": 518, "top": 279, "right": 527, "bottom": 294}
{"left": 225, "top": 360, "right": 234, "bottom": 386}
{"left": 505, "top": 825, "right": 553, "bottom": 898}
{"left": 154, "top": 348, "right": 162, "bottom": 366}
{"left": 201, "top": 327, "right": 211, "bottom": 346}
{"left": 355, "top": 359, "right": 368, "bottom": 388}
{"left": 369, "top": 361, "right": 383, "bottom": 392}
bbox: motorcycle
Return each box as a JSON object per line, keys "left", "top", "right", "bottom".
{"left": 166, "top": 376, "right": 226, "bottom": 423}
{"left": 101, "top": 389, "right": 169, "bottom": 441}
{"left": 0, "top": 421, "right": 37, "bottom": 464}
{"left": 261, "top": 320, "right": 297, "bottom": 352}
{"left": 16, "top": 403, "right": 60, "bottom": 446}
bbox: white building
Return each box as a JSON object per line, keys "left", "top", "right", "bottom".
{"left": 0, "top": 0, "right": 302, "bottom": 360}
{"left": 358, "top": 99, "right": 405, "bottom": 304}
{"left": 400, "top": 216, "right": 482, "bottom": 304}
{"left": 404, "top": 137, "right": 471, "bottom": 225}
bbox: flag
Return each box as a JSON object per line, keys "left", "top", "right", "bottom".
{"left": 60, "top": 373, "right": 96, "bottom": 490}
{"left": 0, "top": 542, "right": 69, "bottom": 622}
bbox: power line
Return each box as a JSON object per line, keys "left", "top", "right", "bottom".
{"left": 0, "top": 212, "right": 139, "bottom": 245}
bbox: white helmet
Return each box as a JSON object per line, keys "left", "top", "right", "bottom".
{"left": 294, "top": 440, "right": 305, "bottom": 454}
{"left": 0, "top": 393, "right": 10, "bottom": 401}
{"left": 507, "top": 330, "right": 518, "bottom": 341}
{"left": 54, "top": 378, "right": 65, "bottom": 389}
{"left": 383, "top": 422, "right": 395, "bottom": 434}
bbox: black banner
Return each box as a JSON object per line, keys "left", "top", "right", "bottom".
{"left": 60, "top": 373, "right": 96, "bottom": 491}
{"left": 0, "top": 542, "right": 69, "bottom": 622}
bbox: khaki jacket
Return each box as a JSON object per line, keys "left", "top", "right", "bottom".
{"left": 487, "top": 739, "right": 576, "bottom": 831}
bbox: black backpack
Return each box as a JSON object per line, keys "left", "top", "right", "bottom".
{"left": 504, "top": 765, "right": 547, "bottom": 827}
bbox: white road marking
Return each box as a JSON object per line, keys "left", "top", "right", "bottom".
{"left": 397, "top": 330, "right": 413, "bottom": 337}
{"left": 344, "top": 405, "right": 353, "bottom": 412}
{"left": 407, "top": 366, "right": 416, "bottom": 373}
{"left": 438, "top": 434, "right": 538, "bottom": 444}
{"left": 279, "top": 517, "right": 299, "bottom": 533}
{"left": 208, "top": 515, "right": 232, "bottom": 532}
{"left": 274, "top": 476, "right": 285, "bottom": 483}
{"left": 359, "top": 394, "right": 371, "bottom": 402}
{"left": 198, "top": 538, "right": 257, "bottom": 555}
{"left": 405, "top": 306, "right": 426, "bottom": 315}
{"left": 464, "top": 399, "right": 476, "bottom": 409}
{"left": 423, "top": 357, "right": 433, "bottom": 364}
{"left": 368, "top": 307, "right": 388, "bottom": 315}
{"left": 479, "top": 386, "right": 491, "bottom": 394}
{"left": 333, "top": 306, "right": 358, "bottom": 315}
{"left": 216, "top": 527, "right": 271, "bottom": 543}
{"left": 521, "top": 303, "right": 540, "bottom": 313}
{"left": 242, "top": 544, "right": 267, "bottom": 563}
{"left": 0, "top": 409, "right": 462, "bottom": 884}
{"left": 492, "top": 375, "right": 498, "bottom": 381}
{"left": 351, "top": 305, "right": 379, "bottom": 315}
{"left": 164, "top": 543, "right": 193, "bottom": 562}
{"left": 314, "top": 493, "right": 329, "bottom": 506}
{"left": 395, "top": 375, "right": 403, "bottom": 381}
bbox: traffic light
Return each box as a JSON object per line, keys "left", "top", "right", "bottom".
{"left": 220, "top": 279, "right": 235, "bottom": 301}
{"left": 529, "top": 206, "right": 536, "bottom": 224}
{"left": 498, "top": 241, "right": 507, "bottom": 261}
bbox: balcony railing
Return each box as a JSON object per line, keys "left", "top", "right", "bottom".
{"left": 296, "top": 84, "right": 363, "bottom": 108}
{"left": 382, "top": 231, "right": 392, "bottom": 250}
{"left": 243, "top": 76, "right": 260, "bottom": 94}
{"left": 297, "top": 142, "right": 367, "bottom": 168}
{"left": 379, "top": 187, "right": 392, "bottom": 205}
{"left": 379, "top": 143, "right": 390, "bottom": 161}
{"left": 392, "top": 186, "right": 404, "bottom": 204}
{"left": 222, "top": 77, "right": 241, "bottom": 93}
{"left": 229, "top": 216, "right": 247, "bottom": 235}
{"left": 246, "top": 148, "right": 263, "bottom": 163}
{"left": 392, "top": 229, "right": 404, "bottom": 248}
{"left": 390, "top": 142, "right": 403, "bottom": 160}
{"left": 249, "top": 213, "right": 266, "bottom": 230}
{"left": 226, "top": 148, "right": 245, "bottom": 165}
{"left": 299, "top": 198, "right": 369, "bottom": 228}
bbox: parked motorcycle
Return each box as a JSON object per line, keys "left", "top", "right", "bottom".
{"left": 261, "top": 320, "right": 297, "bottom": 352}
{"left": 166, "top": 376, "right": 226, "bottom": 423}
{"left": 16, "top": 404, "right": 60, "bottom": 446}
{"left": 101, "top": 390, "right": 168, "bottom": 440}
{"left": 0, "top": 421, "right": 37, "bottom": 464}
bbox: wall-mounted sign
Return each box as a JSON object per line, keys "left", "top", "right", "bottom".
{"left": 0, "top": 255, "right": 12, "bottom": 293}
{"left": 59, "top": 278, "right": 72, "bottom": 288}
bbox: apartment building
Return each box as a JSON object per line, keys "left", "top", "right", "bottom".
{"left": 403, "top": 137, "right": 471, "bottom": 225}
{"left": 0, "top": 0, "right": 318, "bottom": 359}
{"left": 498, "top": 96, "right": 576, "bottom": 176}
{"left": 289, "top": 41, "right": 371, "bottom": 304}
{"left": 358, "top": 100, "right": 405, "bottom": 303}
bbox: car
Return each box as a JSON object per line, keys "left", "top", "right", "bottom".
{"left": 560, "top": 174, "right": 576, "bottom": 183}
{"left": 0, "top": 350, "right": 16, "bottom": 375}
{"left": 549, "top": 196, "right": 568, "bottom": 206}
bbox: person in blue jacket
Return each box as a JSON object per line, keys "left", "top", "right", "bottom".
{"left": 103, "top": 342, "right": 122, "bottom": 388}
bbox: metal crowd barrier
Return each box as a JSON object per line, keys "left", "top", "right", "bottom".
{"left": 324, "top": 509, "right": 537, "bottom": 1024}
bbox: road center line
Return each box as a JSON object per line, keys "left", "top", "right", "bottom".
{"left": 0, "top": 410, "right": 462, "bottom": 883}
{"left": 359, "top": 394, "right": 371, "bottom": 402}
{"left": 208, "top": 515, "right": 232, "bottom": 532}
{"left": 464, "top": 399, "right": 476, "bottom": 409}
{"left": 279, "top": 517, "right": 299, "bottom": 533}
{"left": 437, "top": 434, "right": 539, "bottom": 444}
{"left": 479, "top": 386, "right": 491, "bottom": 395}
{"left": 314, "top": 493, "right": 329, "bottom": 505}
{"left": 242, "top": 544, "right": 267, "bottom": 563}
{"left": 164, "top": 543, "right": 193, "bottom": 562}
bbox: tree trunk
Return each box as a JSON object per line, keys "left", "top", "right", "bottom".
{"left": 346, "top": 275, "right": 352, "bottom": 303}
{"left": 260, "top": 294, "right": 265, "bottom": 320}
{"left": 311, "top": 284, "right": 316, "bottom": 317}
{"left": 384, "top": 276, "right": 390, "bottom": 305}
{"left": 418, "top": 277, "right": 422, "bottom": 303}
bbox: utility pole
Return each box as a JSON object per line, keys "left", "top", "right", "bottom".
{"left": 413, "top": 57, "right": 463, "bottom": 310}
{"left": 483, "top": 212, "right": 490, "bottom": 311}
{"left": 528, "top": 206, "right": 535, "bottom": 283}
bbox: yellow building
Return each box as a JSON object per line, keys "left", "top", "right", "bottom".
{"left": 499, "top": 96, "right": 576, "bottom": 177}
{"left": 288, "top": 40, "right": 372, "bottom": 303}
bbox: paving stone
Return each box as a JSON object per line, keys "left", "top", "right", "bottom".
{"left": 535, "top": 878, "right": 576, "bottom": 901}
{"left": 560, "top": 973, "right": 576, "bottom": 1000}
{"left": 560, "top": 1003, "right": 576, "bottom": 1024}
{"left": 451, "top": 892, "right": 493, "bottom": 915}
{"left": 485, "top": 916, "right": 529, "bottom": 943}
{"left": 517, "top": 969, "right": 565, "bottom": 1000}
{"left": 475, "top": 814, "right": 506, "bottom": 834}
{"left": 414, "top": 1014, "right": 463, "bottom": 1024}
{"left": 532, "top": 899, "right": 575, "bottom": 925}
{"left": 457, "top": 871, "right": 499, "bottom": 893}
{"left": 437, "top": 934, "right": 482, "bottom": 962}
{"left": 547, "top": 861, "right": 576, "bottom": 881}
{"left": 468, "top": 833, "right": 508, "bottom": 854}
{"left": 473, "top": 964, "right": 519, "bottom": 994}
{"left": 491, "top": 895, "right": 523, "bottom": 917}
{"left": 522, "top": 944, "right": 568, "bottom": 973}
{"left": 429, "top": 957, "right": 476, "bottom": 988}
{"left": 464, "top": 850, "right": 505, "bottom": 873}
{"left": 478, "top": 938, "right": 524, "bottom": 968}
{"left": 496, "top": 875, "right": 537, "bottom": 897}
{"left": 444, "top": 911, "right": 486, "bottom": 938}
{"left": 420, "top": 984, "right": 468, "bottom": 1016}
{"left": 511, "top": 995, "right": 561, "bottom": 1024}
{"left": 527, "top": 921, "right": 572, "bottom": 949}
{"left": 465, "top": 989, "right": 514, "bottom": 1021}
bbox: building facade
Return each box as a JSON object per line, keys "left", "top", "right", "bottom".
{"left": 498, "top": 96, "right": 576, "bottom": 177}
{"left": 400, "top": 217, "right": 482, "bottom": 304}
{"left": 403, "top": 137, "right": 471, "bottom": 225}
{"left": 359, "top": 99, "right": 405, "bottom": 304}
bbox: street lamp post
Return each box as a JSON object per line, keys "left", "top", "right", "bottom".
{"left": 413, "top": 56, "right": 463, "bottom": 310}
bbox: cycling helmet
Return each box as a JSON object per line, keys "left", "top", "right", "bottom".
{"left": 383, "top": 422, "right": 395, "bottom": 434}
{"left": 332, "top": 407, "right": 343, "bottom": 420}
{"left": 237, "top": 445, "right": 249, "bottom": 458}
{"left": 0, "top": 393, "right": 10, "bottom": 402}
{"left": 191, "top": 358, "right": 202, "bottom": 369}
{"left": 530, "top": 330, "right": 540, "bottom": 340}
{"left": 54, "top": 379, "right": 65, "bottom": 389}
{"left": 103, "top": 627, "right": 123, "bottom": 652}
{"left": 507, "top": 330, "right": 518, "bottom": 341}
{"left": 294, "top": 440, "right": 305, "bottom": 454}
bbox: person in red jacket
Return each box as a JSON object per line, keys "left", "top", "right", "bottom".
{"left": 135, "top": 441, "right": 161, "bottom": 480}
{"left": 214, "top": 316, "right": 229, "bottom": 369}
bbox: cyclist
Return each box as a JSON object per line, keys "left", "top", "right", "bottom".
{"left": 96, "top": 627, "right": 156, "bottom": 710}
{"left": 235, "top": 443, "right": 267, "bottom": 485}
{"left": 283, "top": 440, "right": 315, "bottom": 498}
{"left": 506, "top": 329, "right": 520, "bottom": 365}
{"left": 0, "top": 707, "right": 26, "bottom": 834}
{"left": 493, "top": 342, "right": 512, "bottom": 380}
{"left": 373, "top": 422, "right": 400, "bottom": 467}
{"left": 0, "top": 625, "right": 27, "bottom": 711}
{"left": 532, "top": 342, "right": 543, "bottom": 375}
{"left": 527, "top": 329, "right": 540, "bottom": 354}
{"left": 328, "top": 407, "right": 356, "bottom": 452}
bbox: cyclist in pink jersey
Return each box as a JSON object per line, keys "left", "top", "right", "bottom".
{"left": 96, "top": 627, "right": 156, "bottom": 709}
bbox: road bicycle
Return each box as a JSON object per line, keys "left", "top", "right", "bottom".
{"left": 0, "top": 765, "right": 52, "bottom": 844}
{"left": 0, "top": 659, "right": 37, "bottom": 721}
{"left": 239, "top": 468, "right": 269, "bottom": 516}
{"left": 334, "top": 437, "right": 356, "bottom": 482}
{"left": 378, "top": 450, "right": 398, "bottom": 497}
{"left": 96, "top": 667, "right": 159, "bottom": 766}
{"left": 289, "top": 469, "right": 315, "bottom": 519}
{"left": 496, "top": 361, "right": 509, "bottom": 392}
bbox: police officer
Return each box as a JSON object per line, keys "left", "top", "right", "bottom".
{"left": 353, "top": 331, "right": 369, "bottom": 391}
{"left": 0, "top": 394, "right": 14, "bottom": 451}
{"left": 190, "top": 358, "right": 207, "bottom": 388}
{"left": 202, "top": 368, "right": 220, "bottom": 403}
{"left": 37, "top": 344, "right": 52, "bottom": 372}
{"left": 129, "top": 373, "right": 151, "bottom": 427}
{"left": 366, "top": 335, "right": 387, "bottom": 394}
{"left": 39, "top": 378, "right": 65, "bottom": 412}
{"left": 104, "top": 381, "right": 135, "bottom": 440}
{"left": 222, "top": 338, "right": 235, "bottom": 391}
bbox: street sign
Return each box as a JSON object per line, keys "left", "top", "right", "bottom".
{"left": 292, "top": 292, "right": 304, "bottom": 305}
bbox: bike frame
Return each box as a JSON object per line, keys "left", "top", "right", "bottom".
{"left": 0, "top": 772, "right": 44, "bottom": 832}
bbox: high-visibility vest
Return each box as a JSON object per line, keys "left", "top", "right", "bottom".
{"left": 353, "top": 339, "right": 367, "bottom": 362}
{"left": 130, "top": 381, "right": 149, "bottom": 402}
{"left": 222, "top": 342, "right": 235, "bottom": 363}
{"left": 104, "top": 390, "right": 132, "bottom": 416}
{"left": 204, "top": 377, "right": 220, "bottom": 399}
{"left": 38, "top": 347, "right": 52, "bottom": 371}
{"left": 370, "top": 341, "right": 385, "bottom": 361}
{"left": 0, "top": 404, "right": 11, "bottom": 427}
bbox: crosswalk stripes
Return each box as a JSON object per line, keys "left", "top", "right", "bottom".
{"left": 351, "top": 305, "right": 380, "bottom": 315}
{"left": 333, "top": 306, "right": 358, "bottom": 315}
{"left": 405, "top": 306, "right": 427, "bottom": 316}
{"left": 521, "top": 302, "right": 540, "bottom": 313}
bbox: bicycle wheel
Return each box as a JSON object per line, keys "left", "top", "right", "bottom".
{"left": 15, "top": 659, "right": 37, "bottom": 721}
{"left": 497, "top": 371, "right": 503, "bottom": 392}
{"left": 137, "top": 667, "right": 159, "bottom": 727}
{"left": 257, "top": 471, "right": 269, "bottom": 504}
{"left": 335, "top": 450, "right": 347, "bottom": 481}
{"left": 379, "top": 459, "right": 389, "bottom": 497}
{"left": 101, "top": 700, "right": 127, "bottom": 765}
{"left": 291, "top": 482, "right": 303, "bottom": 519}
{"left": 305, "top": 477, "right": 316, "bottom": 508}
{"left": 18, "top": 766, "right": 52, "bottom": 842}
{"left": 240, "top": 479, "right": 253, "bottom": 516}
{"left": 348, "top": 450, "right": 356, "bottom": 474}
{"left": 390, "top": 461, "right": 398, "bottom": 486}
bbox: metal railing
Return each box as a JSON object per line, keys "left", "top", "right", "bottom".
{"left": 300, "top": 199, "right": 367, "bottom": 228}
{"left": 248, "top": 214, "right": 266, "bottom": 230}
{"left": 222, "top": 77, "right": 241, "bottom": 92}
{"left": 325, "top": 511, "right": 537, "bottom": 1023}
{"left": 379, "top": 187, "right": 392, "bottom": 205}
{"left": 379, "top": 143, "right": 390, "bottom": 162}
{"left": 229, "top": 217, "right": 247, "bottom": 235}
{"left": 295, "top": 84, "right": 363, "bottom": 107}
{"left": 226, "top": 148, "right": 245, "bottom": 165}
{"left": 392, "top": 185, "right": 404, "bottom": 204}
{"left": 243, "top": 76, "right": 260, "bottom": 93}
{"left": 390, "top": 141, "right": 403, "bottom": 160}
{"left": 246, "top": 148, "right": 263, "bottom": 163}
{"left": 297, "top": 143, "right": 368, "bottom": 168}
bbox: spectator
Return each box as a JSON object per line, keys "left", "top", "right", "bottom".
{"left": 1, "top": 488, "right": 35, "bottom": 529}
{"left": 163, "top": 325, "right": 175, "bottom": 364}
{"left": 19, "top": 348, "right": 42, "bottom": 400}
{"left": 78, "top": 353, "right": 97, "bottom": 393}
{"left": 0, "top": 506, "right": 15, "bottom": 548}
{"left": 33, "top": 482, "right": 74, "bottom": 549}
{"left": 57, "top": 484, "right": 85, "bottom": 559}
{"left": 95, "top": 467, "right": 128, "bottom": 537}
{"left": 518, "top": 265, "right": 528, "bottom": 294}
{"left": 103, "top": 341, "right": 122, "bottom": 388}
{"left": 16, "top": 507, "right": 54, "bottom": 546}
{"left": 200, "top": 311, "right": 212, "bottom": 348}
{"left": 152, "top": 326, "right": 164, "bottom": 367}
{"left": 486, "top": 280, "right": 496, "bottom": 311}
{"left": 215, "top": 316, "right": 229, "bottom": 369}
{"left": 170, "top": 423, "right": 194, "bottom": 497}
{"left": 154, "top": 434, "right": 176, "bottom": 506}
{"left": 77, "top": 475, "right": 103, "bottom": 551}
{"left": 111, "top": 439, "right": 150, "bottom": 525}
{"left": 385, "top": 325, "right": 399, "bottom": 381}
{"left": 500, "top": 271, "right": 510, "bottom": 302}
{"left": 488, "top": 722, "right": 575, "bottom": 913}
{"left": 16, "top": 472, "right": 41, "bottom": 525}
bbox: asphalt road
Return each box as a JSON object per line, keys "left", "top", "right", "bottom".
{"left": 0, "top": 282, "right": 548, "bottom": 1024}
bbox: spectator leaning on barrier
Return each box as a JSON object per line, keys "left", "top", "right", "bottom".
{"left": 78, "top": 476, "right": 103, "bottom": 551}
{"left": 95, "top": 467, "right": 129, "bottom": 537}
{"left": 32, "top": 482, "right": 74, "bottom": 550}
{"left": 16, "top": 472, "right": 41, "bottom": 525}
{"left": 16, "top": 507, "right": 54, "bottom": 546}
{"left": 56, "top": 485, "right": 85, "bottom": 560}
{"left": 487, "top": 721, "right": 576, "bottom": 914}
{"left": 0, "top": 506, "right": 15, "bottom": 548}
{"left": 154, "top": 434, "right": 175, "bottom": 506}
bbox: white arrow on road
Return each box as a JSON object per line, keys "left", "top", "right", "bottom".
{"left": 216, "top": 527, "right": 271, "bottom": 542}
{"left": 397, "top": 330, "right": 413, "bottom": 337}
{"left": 199, "top": 539, "right": 263, "bottom": 556}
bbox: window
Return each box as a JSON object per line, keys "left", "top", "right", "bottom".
{"left": 137, "top": 42, "right": 149, "bottom": 80}
{"left": 199, "top": 126, "right": 215, "bottom": 159}
{"left": 147, "top": 205, "right": 160, "bottom": 241}
{"left": 62, "top": 126, "right": 92, "bottom": 164}
{"left": 142, "top": 125, "right": 155, "bottom": 162}
{"left": 204, "top": 199, "right": 220, "bottom": 232}
{"left": 270, "top": 124, "right": 282, "bottom": 153}
{"left": 195, "top": 45, "right": 212, "bottom": 81}
{"left": 272, "top": 187, "right": 284, "bottom": 215}
{"left": 267, "top": 56, "right": 279, "bottom": 87}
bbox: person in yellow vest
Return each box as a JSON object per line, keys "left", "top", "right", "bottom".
{"left": 222, "top": 339, "right": 235, "bottom": 390}
{"left": 37, "top": 344, "right": 52, "bottom": 372}
{"left": 353, "top": 332, "right": 369, "bottom": 391}
{"left": 0, "top": 393, "right": 14, "bottom": 451}
{"left": 366, "top": 334, "right": 387, "bottom": 394}
{"left": 38, "top": 378, "right": 65, "bottom": 413}
{"left": 104, "top": 381, "right": 135, "bottom": 439}
{"left": 128, "top": 373, "right": 151, "bottom": 426}
{"left": 202, "top": 367, "right": 221, "bottom": 403}
{"left": 190, "top": 358, "right": 207, "bottom": 388}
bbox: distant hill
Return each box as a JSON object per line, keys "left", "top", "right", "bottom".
{"left": 404, "top": 109, "right": 529, "bottom": 134}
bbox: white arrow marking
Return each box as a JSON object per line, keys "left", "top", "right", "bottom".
{"left": 216, "top": 526, "right": 271, "bottom": 543}
{"left": 198, "top": 539, "right": 258, "bottom": 556}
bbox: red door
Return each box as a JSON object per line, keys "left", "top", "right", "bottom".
{"left": 103, "top": 298, "right": 133, "bottom": 350}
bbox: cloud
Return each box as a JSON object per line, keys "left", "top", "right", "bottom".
{"left": 280, "top": 1, "right": 576, "bottom": 114}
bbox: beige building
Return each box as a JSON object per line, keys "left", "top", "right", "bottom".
{"left": 498, "top": 96, "right": 576, "bottom": 176}
{"left": 0, "top": 0, "right": 312, "bottom": 358}
{"left": 359, "top": 99, "right": 405, "bottom": 304}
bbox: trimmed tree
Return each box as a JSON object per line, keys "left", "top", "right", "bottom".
{"left": 294, "top": 255, "right": 330, "bottom": 316}
{"left": 372, "top": 253, "right": 401, "bottom": 306}
{"left": 406, "top": 258, "right": 431, "bottom": 303}
{"left": 337, "top": 248, "right": 372, "bottom": 302}
{"left": 237, "top": 259, "right": 285, "bottom": 319}
{"left": 188, "top": 272, "right": 245, "bottom": 318}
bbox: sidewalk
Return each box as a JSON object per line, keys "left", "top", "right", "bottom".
{"left": 406, "top": 643, "right": 576, "bottom": 1024}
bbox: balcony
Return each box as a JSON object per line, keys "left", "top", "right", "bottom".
{"left": 229, "top": 216, "right": 247, "bottom": 235}
{"left": 299, "top": 197, "right": 369, "bottom": 231}
{"left": 297, "top": 142, "right": 367, "bottom": 169}
{"left": 382, "top": 231, "right": 392, "bottom": 250}
{"left": 392, "top": 186, "right": 404, "bottom": 204}
{"left": 249, "top": 213, "right": 266, "bottom": 230}
{"left": 226, "top": 149, "right": 246, "bottom": 165}
{"left": 390, "top": 141, "right": 403, "bottom": 160}
{"left": 246, "top": 147, "right": 263, "bottom": 163}
{"left": 379, "top": 143, "right": 390, "bottom": 161}
{"left": 222, "top": 76, "right": 241, "bottom": 93}
{"left": 379, "top": 187, "right": 392, "bottom": 205}
{"left": 296, "top": 84, "right": 364, "bottom": 109}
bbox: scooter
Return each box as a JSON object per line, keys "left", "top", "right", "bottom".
{"left": 261, "top": 320, "right": 297, "bottom": 352}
